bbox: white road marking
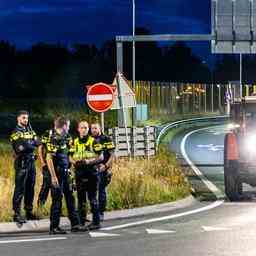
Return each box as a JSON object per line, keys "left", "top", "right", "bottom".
{"left": 197, "top": 144, "right": 224, "bottom": 152}
{"left": 146, "top": 229, "right": 176, "bottom": 234}
{"left": 101, "top": 199, "right": 223, "bottom": 231}
{"left": 180, "top": 127, "right": 225, "bottom": 199}
{"left": 89, "top": 232, "right": 120, "bottom": 238}
{"left": 101, "top": 126, "right": 225, "bottom": 232}
{"left": 0, "top": 237, "right": 67, "bottom": 244}
{"left": 88, "top": 94, "right": 113, "bottom": 101}
{"left": 208, "top": 128, "right": 228, "bottom": 135}
{"left": 202, "top": 226, "right": 231, "bottom": 232}
{"left": 197, "top": 144, "right": 214, "bottom": 148}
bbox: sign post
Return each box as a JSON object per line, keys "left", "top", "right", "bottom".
{"left": 111, "top": 73, "right": 137, "bottom": 158}
{"left": 101, "top": 112, "right": 104, "bottom": 133}
{"left": 87, "top": 83, "right": 114, "bottom": 133}
{"left": 116, "top": 73, "right": 131, "bottom": 158}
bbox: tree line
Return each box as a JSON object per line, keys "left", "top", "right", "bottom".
{"left": 1, "top": 27, "right": 256, "bottom": 99}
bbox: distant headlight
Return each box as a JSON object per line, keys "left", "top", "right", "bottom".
{"left": 227, "top": 123, "right": 240, "bottom": 130}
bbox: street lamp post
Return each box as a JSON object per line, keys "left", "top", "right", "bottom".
{"left": 201, "top": 61, "right": 207, "bottom": 113}
{"left": 132, "top": 0, "right": 135, "bottom": 88}
{"left": 211, "top": 71, "right": 214, "bottom": 113}
{"left": 217, "top": 84, "right": 221, "bottom": 113}
{"left": 240, "top": 54, "right": 243, "bottom": 98}
{"left": 132, "top": 0, "right": 136, "bottom": 125}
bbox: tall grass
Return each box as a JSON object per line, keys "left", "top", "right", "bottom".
{"left": 107, "top": 147, "right": 190, "bottom": 210}
{"left": 0, "top": 144, "right": 190, "bottom": 222}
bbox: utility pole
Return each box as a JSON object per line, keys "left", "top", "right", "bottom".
{"left": 132, "top": 0, "right": 136, "bottom": 126}
{"left": 240, "top": 54, "right": 243, "bottom": 98}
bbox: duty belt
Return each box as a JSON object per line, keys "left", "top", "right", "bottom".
{"left": 16, "top": 153, "right": 36, "bottom": 161}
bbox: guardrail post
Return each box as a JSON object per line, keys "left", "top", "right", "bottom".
{"left": 144, "top": 126, "right": 151, "bottom": 159}
{"left": 113, "top": 127, "right": 119, "bottom": 158}
{"left": 131, "top": 126, "right": 137, "bottom": 158}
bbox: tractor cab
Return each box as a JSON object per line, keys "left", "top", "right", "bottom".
{"left": 225, "top": 95, "right": 256, "bottom": 201}
{"left": 230, "top": 96, "right": 256, "bottom": 130}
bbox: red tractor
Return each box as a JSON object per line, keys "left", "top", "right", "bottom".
{"left": 224, "top": 96, "right": 256, "bottom": 201}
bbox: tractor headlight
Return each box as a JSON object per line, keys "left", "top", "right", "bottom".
{"left": 246, "top": 134, "right": 256, "bottom": 151}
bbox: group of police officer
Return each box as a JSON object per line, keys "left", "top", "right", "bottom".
{"left": 10, "top": 110, "right": 114, "bottom": 234}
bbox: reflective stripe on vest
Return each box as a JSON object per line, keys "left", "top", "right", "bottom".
{"left": 72, "top": 136, "right": 97, "bottom": 160}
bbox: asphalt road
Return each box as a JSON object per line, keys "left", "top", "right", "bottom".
{"left": 2, "top": 125, "right": 256, "bottom": 256}
{"left": 171, "top": 125, "right": 227, "bottom": 198}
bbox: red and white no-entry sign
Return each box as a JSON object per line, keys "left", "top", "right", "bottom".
{"left": 87, "top": 83, "right": 114, "bottom": 112}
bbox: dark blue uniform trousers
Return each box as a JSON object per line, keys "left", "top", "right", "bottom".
{"left": 13, "top": 157, "right": 36, "bottom": 214}
{"left": 38, "top": 166, "right": 51, "bottom": 205}
{"left": 98, "top": 171, "right": 108, "bottom": 214}
{"left": 75, "top": 170, "right": 100, "bottom": 226}
{"left": 50, "top": 167, "right": 79, "bottom": 230}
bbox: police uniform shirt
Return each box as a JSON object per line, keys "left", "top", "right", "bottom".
{"left": 93, "top": 134, "right": 115, "bottom": 164}
{"left": 10, "top": 125, "right": 38, "bottom": 156}
{"left": 41, "top": 130, "right": 72, "bottom": 163}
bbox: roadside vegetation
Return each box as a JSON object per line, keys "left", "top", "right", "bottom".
{"left": 0, "top": 143, "right": 190, "bottom": 222}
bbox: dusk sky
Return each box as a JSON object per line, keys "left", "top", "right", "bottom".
{"left": 0, "top": 0, "right": 211, "bottom": 57}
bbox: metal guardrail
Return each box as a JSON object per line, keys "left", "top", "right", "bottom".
{"left": 156, "top": 115, "right": 229, "bottom": 148}
{"left": 108, "top": 126, "right": 156, "bottom": 157}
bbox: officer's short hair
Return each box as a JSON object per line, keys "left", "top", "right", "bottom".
{"left": 54, "top": 116, "right": 70, "bottom": 129}
{"left": 17, "top": 110, "right": 29, "bottom": 118}
{"left": 91, "top": 122, "right": 101, "bottom": 128}
{"left": 77, "top": 120, "right": 89, "bottom": 128}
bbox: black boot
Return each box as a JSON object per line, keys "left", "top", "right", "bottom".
{"left": 79, "top": 216, "right": 91, "bottom": 227}
{"left": 86, "top": 222, "right": 101, "bottom": 231}
{"left": 49, "top": 227, "right": 67, "bottom": 235}
{"left": 13, "top": 213, "right": 26, "bottom": 224}
{"left": 26, "top": 211, "right": 38, "bottom": 220}
{"left": 71, "top": 225, "right": 88, "bottom": 232}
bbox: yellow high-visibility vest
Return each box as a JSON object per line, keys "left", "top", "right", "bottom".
{"left": 72, "top": 136, "right": 98, "bottom": 161}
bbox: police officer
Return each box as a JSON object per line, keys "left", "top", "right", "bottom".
{"left": 43, "top": 116, "right": 85, "bottom": 234}
{"left": 10, "top": 110, "right": 40, "bottom": 224}
{"left": 90, "top": 122, "right": 115, "bottom": 222}
{"left": 70, "top": 120, "right": 103, "bottom": 230}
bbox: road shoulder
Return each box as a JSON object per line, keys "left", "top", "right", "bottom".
{"left": 0, "top": 195, "right": 195, "bottom": 234}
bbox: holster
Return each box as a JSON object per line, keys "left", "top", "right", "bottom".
{"left": 102, "top": 170, "right": 112, "bottom": 186}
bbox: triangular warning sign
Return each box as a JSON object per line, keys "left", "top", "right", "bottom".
{"left": 111, "top": 73, "right": 136, "bottom": 110}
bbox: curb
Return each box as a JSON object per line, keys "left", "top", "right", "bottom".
{"left": 0, "top": 195, "right": 195, "bottom": 234}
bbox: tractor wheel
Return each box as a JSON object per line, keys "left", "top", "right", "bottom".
{"left": 224, "top": 133, "right": 242, "bottom": 201}
{"left": 224, "top": 161, "right": 242, "bottom": 201}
